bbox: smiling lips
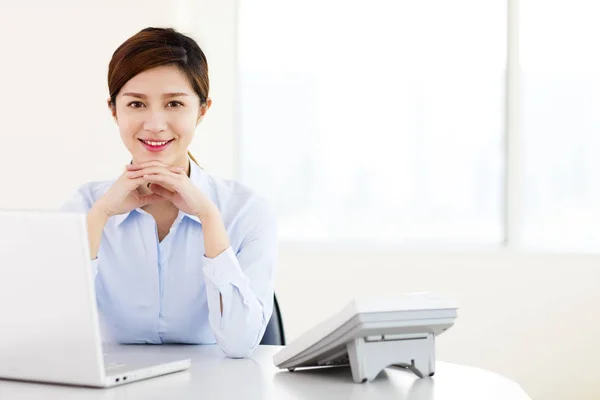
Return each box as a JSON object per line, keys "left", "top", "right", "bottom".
{"left": 139, "top": 138, "right": 174, "bottom": 152}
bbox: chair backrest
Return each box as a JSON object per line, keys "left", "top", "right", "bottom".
{"left": 260, "top": 294, "right": 285, "bottom": 345}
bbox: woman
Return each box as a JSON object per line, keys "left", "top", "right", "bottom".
{"left": 61, "top": 27, "right": 277, "bottom": 358}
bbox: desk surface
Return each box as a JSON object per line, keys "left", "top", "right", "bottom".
{"left": 0, "top": 345, "right": 530, "bottom": 399}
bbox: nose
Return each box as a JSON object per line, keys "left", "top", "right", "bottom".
{"left": 143, "top": 110, "right": 168, "bottom": 133}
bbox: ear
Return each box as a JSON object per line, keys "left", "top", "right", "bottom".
{"left": 196, "top": 98, "right": 212, "bottom": 125}
{"left": 107, "top": 98, "right": 117, "bottom": 122}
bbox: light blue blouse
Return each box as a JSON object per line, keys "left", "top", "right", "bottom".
{"left": 61, "top": 160, "right": 278, "bottom": 358}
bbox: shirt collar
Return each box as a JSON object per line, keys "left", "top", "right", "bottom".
{"left": 113, "top": 158, "right": 210, "bottom": 227}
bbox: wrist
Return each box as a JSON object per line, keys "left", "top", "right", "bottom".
{"left": 89, "top": 203, "right": 112, "bottom": 222}
{"left": 196, "top": 206, "right": 220, "bottom": 224}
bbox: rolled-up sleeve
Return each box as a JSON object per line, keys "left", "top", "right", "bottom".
{"left": 202, "top": 198, "right": 278, "bottom": 358}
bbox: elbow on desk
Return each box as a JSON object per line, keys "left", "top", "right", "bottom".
{"left": 213, "top": 302, "right": 271, "bottom": 358}
{"left": 223, "top": 347, "right": 255, "bottom": 359}
{"left": 218, "top": 339, "right": 258, "bottom": 359}
{"left": 215, "top": 326, "right": 263, "bottom": 359}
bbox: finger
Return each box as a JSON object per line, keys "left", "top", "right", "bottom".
{"left": 127, "top": 165, "right": 169, "bottom": 175}
{"left": 137, "top": 193, "right": 165, "bottom": 207}
{"left": 127, "top": 166, "right": 177, "bottom": 179}
{"left": 143, "top": 174, "right": 178, "bottom": 190}
{"left": 127, "top": 161, "right": 170, "bottom": 171}
{"left": 125, "top": 176, "right": 153, "bottom": 190}
{"left": 149, "top": 182, "right": 175, "bottom": 193}
{"left": 169, "top": 166, "right": 186, "bottom": 174}
{"left": 148, "top": 183, "right": 175, "bottom": 200}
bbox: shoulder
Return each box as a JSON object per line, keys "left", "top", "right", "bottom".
{"left": 60, "top": 180, "right": 115, "bottom": 213}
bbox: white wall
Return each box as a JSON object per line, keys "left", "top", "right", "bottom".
{"left": 1, "top": 2, "right": 599, "bottom": 400}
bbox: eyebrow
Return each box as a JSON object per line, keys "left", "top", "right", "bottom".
{"left": 121, "top": 92, "right": 190, "bottom": 98}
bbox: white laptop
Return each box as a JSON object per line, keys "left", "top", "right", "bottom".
{"left": 0, "top": 210, "right": 191, "bottom": 388}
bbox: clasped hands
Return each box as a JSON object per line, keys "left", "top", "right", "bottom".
{"left": 93, "top": 161, "right": 218, "bottom": 222}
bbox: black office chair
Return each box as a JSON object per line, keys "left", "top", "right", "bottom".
{"left": 260, "top": 294, "right": 285, "bottom": 345}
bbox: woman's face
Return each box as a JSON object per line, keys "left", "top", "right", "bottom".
{"left": 110, "top": 65, "right": 210, "bottom": 166}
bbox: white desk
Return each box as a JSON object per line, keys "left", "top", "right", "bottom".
{"left": 0, "top": 345, "right": 530, "bottom": 399}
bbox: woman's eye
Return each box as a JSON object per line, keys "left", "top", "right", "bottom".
{"left": 128, "top": 101, "right": 145, "bottom": 108}
{"left": 167, "top": 101, "right": 184, "bottom": 108}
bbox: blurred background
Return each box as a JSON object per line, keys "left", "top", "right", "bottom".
{"left": 1, "top": 1, "right": 599, "bottom": 398}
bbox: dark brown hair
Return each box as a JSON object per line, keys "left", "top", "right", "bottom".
{"left": 108, "top": 27, "right": 209, "bottom": 165}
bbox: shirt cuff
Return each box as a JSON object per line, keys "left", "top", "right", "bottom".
{"left": 202, "top": 247, "right": 247, "bottom": 291}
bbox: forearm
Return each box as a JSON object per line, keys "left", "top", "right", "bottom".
{"left": 86, "top": 205, "right": 109, "bottom": 260}
{"left": 199, "top": 199, "right": 277, "bottom": 358}
{"left": 202, "top": 248, "right": 271, "bottom": 358}
{"left": 200, "top": 210, "right": 231, "bottom": 314}
{"left": 200, "top": 210, "right": 230, "bottom": 259}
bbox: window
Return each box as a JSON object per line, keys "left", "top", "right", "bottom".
{"left": 238, "top": 0, "right": 507, "bottom": 245}
{"left": 520, "top": 0, "right": 600, "bottom": 251}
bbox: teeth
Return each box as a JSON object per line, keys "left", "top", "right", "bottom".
{"left": 143, "top": 140, "right": 170, "bottom": 146}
